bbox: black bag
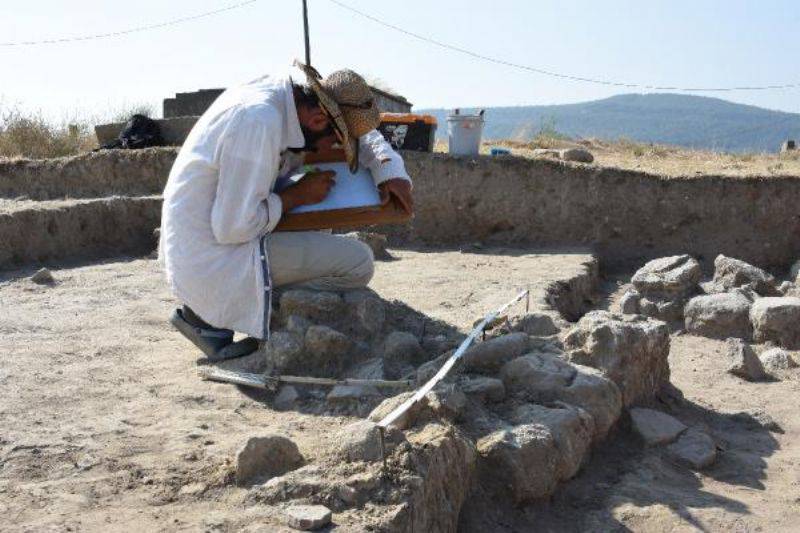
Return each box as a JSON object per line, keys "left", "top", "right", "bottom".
{"left": 100, "top": 114, "right": 163, "bottom": 150}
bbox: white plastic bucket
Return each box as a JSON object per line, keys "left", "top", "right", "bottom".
{"left": 447, "top": 113, "right": 484, "bottom": 155}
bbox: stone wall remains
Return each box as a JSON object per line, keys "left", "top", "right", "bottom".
{"left": 2, "top": 149, "right": 799, "bottom": 272}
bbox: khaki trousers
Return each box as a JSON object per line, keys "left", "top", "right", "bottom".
{"left": 265, "top": 231, "right": 375, "bottom": 291}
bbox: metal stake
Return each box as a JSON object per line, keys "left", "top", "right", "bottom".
{"left": 378, "top": 427, "right": 387, "bottom": 472}
{"left": 302, "top": 0, "right": 311, "bottom": 65}
{"left": 526, "top": 285, "right": 530, "bottom": 313}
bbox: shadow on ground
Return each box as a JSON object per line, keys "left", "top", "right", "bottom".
{"left": 457, "top": 396, "right": 779, "bottom": 532}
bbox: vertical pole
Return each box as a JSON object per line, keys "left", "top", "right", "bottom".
{"left": 302, "top": 0, "right": 311, "bottom": 65}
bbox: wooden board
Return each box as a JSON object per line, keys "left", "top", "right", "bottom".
{"left": 276, "top": 203, "right": 411, "bottom": 231}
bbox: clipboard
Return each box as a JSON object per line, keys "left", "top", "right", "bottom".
{"left": 274, "top": 149, "right": 412, "bottom": 231}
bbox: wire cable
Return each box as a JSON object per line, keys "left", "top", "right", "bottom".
{"left": 1, "top": 0, "right": 260, "bottom": 47}
{"left": 327, "top": 0, "right": 800, "bottom": 93}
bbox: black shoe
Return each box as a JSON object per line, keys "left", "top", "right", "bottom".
{"left": 170, "top": 308, "right": 257, "bottom": 361}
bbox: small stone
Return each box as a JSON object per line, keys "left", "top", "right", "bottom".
{"left": 179, "top": 482, "right": 206, "bottom": 496}
{"left": 629, "top": 407, "right": 687, "bottom": 446}
{"left": 726, "top": 338, "right": 767, "bottom": 381}
{"left": 532, "top": 148, "right": 560, "bottom": 158}
{"left": 284, "top": 504, "right": 332, "bottom": 531}
{"left": 619, "top": 290, "right": 640, "bottom": 315}
{"left": 31, "top": 268, "right": 54, "bottom": 284}
{"left": 235, "top": 435, "right": 304, "bottom": 486}
{"left": 273, "top": 385, "right": 300, "bottom": 410}
{"left": 667, "top": 428, "right": 716, "bottom": 469}
{"left": 759, "top": 348, "right": 797, "bottom": 372}
{"left": 559, "top": 148, "right": 594, "bottom": 163}
{"left": 778, "top": 281, "right": 793, "bottom": 296}
{"left": 791, "top": 260, "right": 800, "bottom": 284}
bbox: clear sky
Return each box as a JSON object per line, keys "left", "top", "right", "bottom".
{"left": 2, "top": 0, "right": 799, "bottom": 122}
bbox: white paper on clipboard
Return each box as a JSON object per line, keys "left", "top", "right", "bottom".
{"left": 277, "top": 162, "right": 381, "bottom": 214}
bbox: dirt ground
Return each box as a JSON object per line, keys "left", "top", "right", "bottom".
{"left": 1, "top": 251, "right": 799, "bottom": 532}
{"left": 437, "top": 139, "right": 800, "bottom": 178}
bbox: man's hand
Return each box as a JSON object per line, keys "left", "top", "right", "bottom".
{"left": 378, "top": 178, "right": 413, "bottom": 215}
{"left": 279, "top": 170, "right": 336, "bottom": 213}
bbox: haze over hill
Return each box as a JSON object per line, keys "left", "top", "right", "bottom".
{"left": 419, "top": 94, "right": 800, "bottom": 153}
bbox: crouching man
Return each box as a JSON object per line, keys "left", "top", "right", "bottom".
{"left": 160, "top": 62, "right": 413, "bottom": 359}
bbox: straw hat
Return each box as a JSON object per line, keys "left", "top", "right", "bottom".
{"left": 294, "top": 60, "right": 380, "bottom": 172}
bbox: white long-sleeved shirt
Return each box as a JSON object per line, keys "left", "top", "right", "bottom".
{"left": 160, "top": 72, "right": 410, "bottom": 339}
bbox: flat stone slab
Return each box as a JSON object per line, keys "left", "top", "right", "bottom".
{"left": 630, "top": 408, "right": 687, "bottom": 446}
{"left": 284, "top": 504, "right": 332, "bottom": 530}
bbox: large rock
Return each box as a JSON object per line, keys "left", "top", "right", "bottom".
{"left": 476, "top": 423, "right": 560, "bottom": 503}
{"left": 264, "top": 331, "right": 304, "bottom": 374}
{"left": 508, "top": 312, "right": 560, "bottom": 336}
{"left": 235, "top": 435, "right": 304, "bottom": 486}
{"left": 666, "top": 428, "right": 716, "bottom": 470}
{"left": 563, "top": 311, "right": 671, "bottom": 407}
{"left": 383, "top": 331, "right": 424, "bottom": 379}
{"left": 342, "top": 290, "right": 386, "bottom": 334}
{"left": 629, "top": 408, "right": 686, "bottom": 446}
{"left": 684, "top": 292, "right": 753, "bottom": 340}
{"left": 334, "top": 420, "right": 387, "bottom": 462}
{"left": 509, "top": 403, "right": 595, "bottom": 481}
{"left": 631, "top": 255, "right": 701, "bottom": 322}
{"left": 500, "top": 353, "right": 622, "bottom": 440}
{"left": 461, "top": 332, "right": 531, "bottom": 373}
{"left": 303, "top": 325, "right": 352, "bottom": 376}
{"left": 726, "top": 338, "right": 767, "bottom": 381}
{"left": 279, "top": 290, "right": 344, "bottom": 322}
{"left": 750, "top": 297, "right": 800, "bottom": 349}
{"left": 459, "top": 376, "right": 506, "bottom": 403}
{"left": 631, "top": 255, "right": 701, "bottom": 299}
{"left": 712, "top": 254, "right": 778, "bottom": 296}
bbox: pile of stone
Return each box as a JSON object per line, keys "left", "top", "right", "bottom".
{"left": 683, "top": 255, "right": 800, "bottom": 351}
{"left": 620, "top": 253, "right": 799, "bottom": 382}
{"left": 236, "top": 310, "right": 672, "bottom": 530}
{"left": 217, "top": 286, "right": 461, "bottom": 417}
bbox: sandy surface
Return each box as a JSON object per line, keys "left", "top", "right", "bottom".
{"left": 2, "top": 254, "right": 799, "bottom": 532}
{"left": 0, "top": 248, "right": 590, "bottom": 532}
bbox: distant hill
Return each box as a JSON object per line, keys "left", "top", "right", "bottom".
{"left": 418, "top": 93, "right": 800, "bottom": 153}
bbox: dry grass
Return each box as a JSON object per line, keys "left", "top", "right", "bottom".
{"left": 435, "top": 136, "right": 800, "bottom": 178}
{"left": 0, "top": 104, "right": 156, "bottom": 160}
